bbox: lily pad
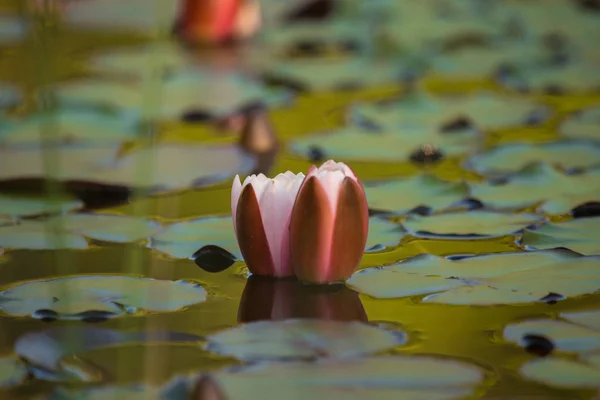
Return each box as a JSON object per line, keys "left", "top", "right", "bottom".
{"left": 0, "top": 195, "right": 82, "bottom": 218}
{"left": 365, "top": 175, "right": 469, "bottom": 214}
{"left": 0, "top": 143, "right": 255, "bottom": 193}
{"left": 151, "top": 216, "right": 241, "bottom": 260}
{"left": 519, "top": 356, "right": 600, "bottom": 389}
{"left": 471, "top": 164, "right": 600, "bottom": 212}
{"left": 55, "top": 72, "right": 291, "bottom": 121}
{"left": 0, "top": 15, "right": 26, "bottom": 44}
{"left": 348, "top": 249, "right": 600, "bottom": 304}
{"left": 560, "top": 106, "right": 600, "bottom": 141}
{"left": 0, "top": 110, "right": 139, "bottom": 147}
{"left": 206, "top": 319, "right": 406, "bottom": 361}
{"left": 522, "top": 216, "right": 600, "bottom": 255}
{"left": 0, "top": 356, "right": 28, "bottom": 388}
{"left": 0, "top": 275, "right": 207, "bottom": 320}
{"left": 0, "top": 82, "right": 21, "bottom": 109}
{"left": 0, "top": 221, "right": 88, "bottom": 250}
{"left": 467, "top": 141, "right": 600, "bottom": 175}
{"left": 365, "top": 217, "right": 403, "bottom": 251}
{"left": 211, "top": 356, "right": 486, "bottom": 400}
{"left": 63, "top": 0, "right": 180, "bottom": 35}
{"left": 502, "top": 63, "right": 600, "bottom": 93}
{"left": 402, "top": 210, "right": 542, "bottom": 238}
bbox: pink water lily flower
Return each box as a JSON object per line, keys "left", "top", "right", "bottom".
{"left": 232, "top": 171, "right": 305, "bottom": 278}
{"left": 289, "top": 160, "right": 369, "bottom": 284}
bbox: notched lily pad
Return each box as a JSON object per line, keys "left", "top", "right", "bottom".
{"left": 0, "top": 356, "right": 28, "bottom": 388}
{"left": 471, "top": 164, "right": 600, "bottom": 212}
{"left": 467, "top": 141, "right": 600, "bottom": 175}
{"left": 348, "top": 249, "right": 600, "bottom": 305}
{"left": 560, "top": 106, "right": 600, "bottom": 141}
{"left": 522, "top": 216, "right": 600, "bottom": 255}
{"left": 365, "top": 175, "right": 469, "bottom": 215}
{"left": 151, "top": 216, "right": 241, "bottom": 260}
{"left": 0, "top": 275, "right": 207, "bottom": 320}
{"left": 211, "top": 356, "right": 486, "bottom": 400}
{"left": 403, "top": 210, "right": 542, "bottom": 238}
{"left": 205, "top": 319, "right": 406, "bottom": 361}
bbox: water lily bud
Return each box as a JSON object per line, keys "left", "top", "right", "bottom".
{"left": 289, "top": 160, "right": 369, "bottom": 284}
{"left": 232, "top": 171, "right": 305, "bottom": 278}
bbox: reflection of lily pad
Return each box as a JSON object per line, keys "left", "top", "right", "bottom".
{"left": 471, "top": 164, "right": 600, "bottom": 212}
{"left": 151, "top": 216, "right": 241, "bottom": 260}
{"left": 0, "top": 143, "right": 255, "bottom": 193}
{"left": 206, "top": 319, "right": 406, "bottom": 361}
{"left": 0, "top": 110, "right": 139, "bottom": 147}
{"left": 560, "top": 106, "right": 600, "bottom": 141}
{"left": 523, "top": 217, "right": 600, "bottom": 255}
{"left": 365, "top": 175, "right": 468, "bottom": 214}
{"left": 351, "top": 92, "right": 548, "bottom": 131}
{"left": 0, "top": 15, "right": 25, "bottom": 44}
{"left": 56, "top": 72, "right": 290, "bottom": 120}
{"left": 0, "top": 82, "right": 21, "bottom": 109}
{"left": 504, "top": 311, "right": 600, "bottom": 388}
{"left": 0, "top": 357, "right": 28, "bottom": 388}
{"left": 365, "top": 217, "right": 403, "bottom": 251}
{"left": 467, "top": 141, "right": 600, "bottom": 175}
{"left": 212, "top": 356, "right": 486, "bottom": 400}
{"left": 0, "top": 275, "right": 207, "bottom": 320}
{"left": 0, "top": 195, "right": 82, "bottom": 218}
{"left": 403, "top": 210, "right": 542, "bottom": 238}
{"left": 348, "top": 249, "right": 600, "bottom": 304}
{"left": 63, "top": 0, "right": 180, "bottom": 35}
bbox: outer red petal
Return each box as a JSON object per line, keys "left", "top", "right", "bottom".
{"left": 235, "top": 184, "right": 276, "bottom": 277}
{"left": 289, "top": 175, "right": 334, "bottom": 284}
{"left": 328, "top": 177, "right": 369, "bottom": 282}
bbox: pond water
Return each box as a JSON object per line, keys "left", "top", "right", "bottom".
{"left": 1, "top": 0, "right": 600, "bottom": 399}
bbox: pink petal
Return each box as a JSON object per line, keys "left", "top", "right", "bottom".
{"left": 231, "top": 175, "right": 242, "bottom": 233}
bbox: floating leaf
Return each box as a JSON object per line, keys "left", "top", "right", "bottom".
{"left": 0, "top": 143, "right": 255, "bottom": 193}
{"left": 519, "top": 356, "right": 600, "bottom": 389}
{"left": 0, "top": 82, "right": 21, "bottom": 109}
{"left": 0, "top": 275, "right": 207, "bottom": 320}
{"left": 523, "top": 217, "right": 600, "bottom": 255}
{"left": 0, "top": 15, "right": 26, "bottom": 44}
{"left": 0, "top": 357, "right": 28, "bottom": 388}
{"left": 402, "top": 210, "right": 542, "bottom": 238}
{"left": 212, "top": 356, "right": 486, "bottom": 400}
{"left": 365, "top": 175, "right": 469, "bottom": 214}
{"left": 151, "top": 216, "right": 241, "bottom": 260}
{"left": 471, "top": 164, "right": 600, "bottom": 211}
{"left": 467, "top": 141, "right": 600, "bottom": 175}
{"left": 0, "top": 110, "right": 139, "bottom": 147}
{"left": 0, "top": 195, "right": 82, "bottom": 218}
{"left": 56, "top": 72, "right": 291, "bottom": 121}
{"left": 560, "top": 106, "right": 600, "bottom": 141}
{"left": 63, "top": 0, "right": 180, "bottom": 35}
{"left": 502, "top": 64, "right": 600, "bottom": 93}
{"left": 0, "top": 221, "right": 88, "bottom": 250}
{"left": 206, "top": 319, "right": 405, "bottom": 361}
{"left": 348, "top": 249, "right": 600, "bottom": 304}
{"left": 365, "top": 217, "right": 403, "bottom": 251}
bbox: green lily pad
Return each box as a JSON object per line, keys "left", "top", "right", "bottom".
{"left": 365, "top": 217, "right": 403, "bottom": 251}
{"left": 0, "top": 82, "right": 21, "bottom": 109}
{"left": 151, "top": 216, "right": 241, "bottom": 260}
{"left": 522, "top": 217, "right": 600, "bottom": 255}
{"left": 211, "top": 356, "right": 486, "bottom": 400}
{"left": 0, "top": 110, "right": 139, "bottom": 147}
{"left": 0, "top": 15, "right": 25, "bottom": 44}
{"left": 467, "top": 141, "right": 600, "bottom": 175}
{"left": 206, "top": 319, "right": 406, "bottom": 361}
{"left": 403, "top": 210, "right": 542, "bottom": 238}
{"left": 504, "top": 311, "right": 600, "bottom": 388}
{"left": 0, "top": 275, "right": 207, "bottom": 320}
{"left": 0, "top": 195, "right": 82, "bottom": 218}
{"left": 502, "top": 64, "right": 600, "bottom": 93}
{"left": 348, "top": 249, "right": 600, "bottom": 304}
{"left": 351, "top": 92, "right": 548, "bottom": 132}
{"left": 265, "top": 58, "right": 402, "bottom": 91}
{"left": 63, "top": 0, "right": 180, "bottom": 35}
{"left": 55, "top": 72, "right": 291, "bottom": 121}
{"left": 365, "top": 175, "right": 469, "bottom": 214}
{"left": 0, "top": 356, "right": 28, "bottom": 388}
{"left": 0, "top": 221, "right": 88, "bottom": 250}
{"left": 471, "top": 164, "right": 600, "bottom": 212}
{"left": 560, "top": 106, "right": 600, "bottom": 141}
{"left": 0, "top": 143, "right": 255, "bottom": 193}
